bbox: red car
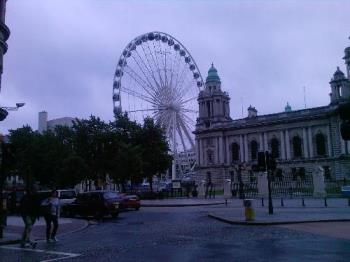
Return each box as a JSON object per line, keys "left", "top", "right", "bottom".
{"left": 119, "top": 194, "right": 140, "bottom": 210}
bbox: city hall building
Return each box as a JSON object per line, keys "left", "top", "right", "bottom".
{"left": 194, "top": 42, "right": 350, "bottom": 186}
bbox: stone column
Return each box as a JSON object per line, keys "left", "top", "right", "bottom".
{"left": 285, "top": 129, "right": 291, "bottom": 159}
{"left": 257, "top": 172, "right": 268, "bottom": 198}
{"left": 219, "top": 136, "right": 224, "bottom": 164}
{"left": 327, "top": 126, "right": 332, "bottom": 157}
{"left": 302, "top": 128, "right": 309, "bottom": 158}
{"left": 259, "top": 133, "right": 264, "bottom": 151}
{"left": 280, "top": 131, "right": 286, "bottom": 160}
{"left": 263, "top": 132, "right": 268, "bottom": 152}
{"left": 244, "top": 135, "right": 249, "bottom": 162}
{"left": 200, "top": 139, "right": 205, "bottom": 165}
{"left": 313, "top": 166, "right": 326, "bottom": 197}
{"left": 195, "top": 138, "right": 200, "bottom": 165}
{"left": 226, "top": 136, "right": 230, "bottom": 165}
{"left": 341, "top": 137, "right": 346, "bottom": 154}
{"left": 240, "top": 135, "right": 244, "bottom": 161}
{"left": 224, "top": 179, "right": 232, "bottom": 199}
{"left": 308, "top": 127, "right": 314, "bottom": 158}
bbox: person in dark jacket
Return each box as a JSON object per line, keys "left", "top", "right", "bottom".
{"left": 19, "top": 186, "right": 41, "bottom": 248}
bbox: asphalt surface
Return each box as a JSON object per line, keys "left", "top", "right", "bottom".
{"left": 1, "top": 206, "right": 350, "bottom": 261}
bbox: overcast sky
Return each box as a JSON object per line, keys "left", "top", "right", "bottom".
{"left": 0, "top": 0, "right": 349, "bottom": 134}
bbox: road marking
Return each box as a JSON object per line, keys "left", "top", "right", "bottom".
{"left": 0, "top": 246, "right": 81, "bottom": 261}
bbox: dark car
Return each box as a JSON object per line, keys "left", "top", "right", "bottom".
{"left": 61, "top": 191, "right": 120, "bottom": 218}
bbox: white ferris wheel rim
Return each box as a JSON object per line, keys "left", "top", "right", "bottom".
{"left": 112, "top": 31, "right": 204, "bottom": 159}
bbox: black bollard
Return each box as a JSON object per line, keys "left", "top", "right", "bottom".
{"left": 261, "top": 197, "right": 264, "bottom": 207}
{"left": 302, "top": 198, "right": 305, "bottom": 207}
{"left": 225, "top": 199, "right": 228, "bottom": 207}
{"left": 281, "top": 198, "right": 284, "bottom": 207}
{"left": 324, "top": 197, "right": 328, "bottom": 207}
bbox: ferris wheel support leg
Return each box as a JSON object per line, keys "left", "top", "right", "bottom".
{"left": 172, "top": 112, "right": 177, "bottom": 180}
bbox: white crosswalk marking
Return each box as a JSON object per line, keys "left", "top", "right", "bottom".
{"left": 0, "top": 246, "right": 81, "bottom": 261}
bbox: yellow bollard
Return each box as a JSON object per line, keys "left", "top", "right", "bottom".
{"left": 243, "top": 199, "right": 255, "bottom": 221}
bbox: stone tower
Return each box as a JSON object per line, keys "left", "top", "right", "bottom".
{"left": 197, "top": 64, "right": 231, "bottom": 129}
{"left": 343, "top": 37, "right": 350, "bottom": 79}
{"left": 329, "top": 67, "right": 350, "bottom": 104}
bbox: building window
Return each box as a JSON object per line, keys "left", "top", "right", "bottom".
{"left": 206, "top": 101, "right": 211, "bottom": 117}
{"left": 207, "top": 150, "right": 214, "bottom": 164}
{"left": 292, "top": 136, "right": 302, "bottom": 158}
{"left": 250, "top": 140, "right": 258, "bottom": 160}
{"left": 316, "top": 133, "right": 326, "bottom": 156}
{"left": 231, "top": 143, "right": 240, "bottom": 161}
{"left": 323, "top": 166, "right": 331, "bottom": 180}
{"left": 271, "top": 138, "right": 279, "bottom": 158}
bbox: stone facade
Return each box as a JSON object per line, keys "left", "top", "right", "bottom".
{"left": 194, "top": 43, "right": 350, "bottom": 187}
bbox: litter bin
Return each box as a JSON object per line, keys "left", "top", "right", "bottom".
{"left": 243, "top": 199, "right": 255, "bottom": 221}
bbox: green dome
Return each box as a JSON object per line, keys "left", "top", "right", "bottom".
{"left": 206, "top": 63, "right": 221, "bottom": 83}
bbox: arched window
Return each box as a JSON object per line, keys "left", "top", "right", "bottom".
{"left": 292, "top": 136, "right": 302, "bottom": 158}
{"left": 250, "top": 140, "right": 258, "bottom": 160}
{"left": 271, "top": 138, "right": 279, "bottom": 158}
{"left": 231, "top": 143, "right": 240, "bottom": 161}
{"left": 316, "top": 133, "right": 326, "bottom": 156}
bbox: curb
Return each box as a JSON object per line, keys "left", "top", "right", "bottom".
{"left": 0, "top": 219, "right": 89, "bottom": 245}
{"left": 0, "top": 239, "right": 21, "bottom": 246}
{"left": 142, "top": 202, "right": 226, "bottom": 207}
{"left": 208, "top": 213, "right": 350, "bottom": 226}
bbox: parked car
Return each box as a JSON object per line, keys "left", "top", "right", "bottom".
{"left": 61, "top": 191, "right": 120, "bottom": 218}
{"left": 57, "top": 189, "right": 77, "bottom": 205}
{"left": 38, "top": 189, "right": 77, "bottom": 206}
{"left": 341, "top": 186, "right": 350, "bottom": 197}
{"left": 119, "top": 194, "right": 140, "bottom": 210}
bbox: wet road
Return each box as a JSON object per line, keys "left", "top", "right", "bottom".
{"left": 1, "top": 206, "right": 350, "bottom": 261}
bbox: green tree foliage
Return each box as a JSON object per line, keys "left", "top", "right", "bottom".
{"left": 6, "top": 114, "right": 172, "bottom": 191}
{"left": 137, "top": 117, "right": 172, "bottom": 191}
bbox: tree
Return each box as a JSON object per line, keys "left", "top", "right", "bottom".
{"left": 137, "top": 117, "right": 172, "bottom": 192}
{"left": 58, "top": 155, "right": 90, "bottom": 188}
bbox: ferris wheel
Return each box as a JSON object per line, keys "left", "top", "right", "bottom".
{"left": 112, "top": 31, "right": 204, "bottom": 179}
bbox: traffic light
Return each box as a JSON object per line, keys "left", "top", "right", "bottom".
{"left": 0, "top": 108, "right": 8, "bottom": 121}
{"left": 339, "top": 101, "right": 350, "bottom": 140}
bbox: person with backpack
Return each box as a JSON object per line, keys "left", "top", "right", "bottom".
{"left": 41, "top": 190, "right": 60, "bottom": 243}
{"left": 19, "top": 186, "right": 41, "bottom": 248}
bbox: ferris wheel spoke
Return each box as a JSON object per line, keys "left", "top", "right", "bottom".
{"left": 123, "top": 66, "right": 160, "bottom": 104}
{"left": 132, "top": 49, "right": 160, "bottom": 92}
{"left": 168, "top": 46, "right": 180, "bottom": 92}
{"left": 180, "top": 96, "right": 198, "bottom": 105}
{"left": 178, "top": 115, "right": 195, "bottom": 149}
{"left": 152, "top": 41, "right": 168, "bottom": 89}
{"left": 120, "top": 86, "right": 158, "bottom": 106}
{"left": 181, "top": 108, "right": 198, "bottom": 114}
{"left": 146, "top": 41, "right": 165, "bottom": 88}
{"left": 141, "top": 45, "right": 162, "bottom": 88}
{"left": 176, "top": 120, "right": 188, "bottom": 153}
{"left": 176, "top": 73, "right": 195, "bottom": 103}
{"left": 127, "top": 108, "right": 158, "bottom": 113}
{"left": 141, "top": 43, "right": 165, "bottom": 89}
{"left": 180, "top": 112, "right": 197, "bottom": 127}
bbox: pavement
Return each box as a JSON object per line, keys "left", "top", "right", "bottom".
{"left": 142, "top": 197, "right": 350, "bottom": 224}
{"left": 141, "top": 197, "right": 226, "bottom": 207}
{"left": 208, "top": 197, "right": 350, "bottom": 225}
{"left": 0, "top": 216, "right": 88, "bottom": 245}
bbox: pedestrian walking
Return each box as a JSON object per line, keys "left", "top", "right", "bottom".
{"left": 41, "top": 190, "right": 60, "bottom": 243}
{"left": 19, "top": 186, "right": 41, "bottom": 248}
